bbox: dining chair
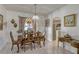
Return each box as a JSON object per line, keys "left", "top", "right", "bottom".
{"left": 41, "top": 33, "right": 46, "bottom": 46}
{"left": 33, "top": 32, "right": 42, "bottom": 48}
{"left": 10, "top": 31, "right": 21, "bottom": 53}
{"left": 22, "top": 33, "right": 33, "bottom": 52}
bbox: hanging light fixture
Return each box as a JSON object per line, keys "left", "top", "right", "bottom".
{"left": 32, "top": 4, "right": 39, "bottom": 20}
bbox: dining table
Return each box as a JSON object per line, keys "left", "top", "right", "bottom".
{"left": 17, "top": 32, "right": 45, "bottom": 52}
{"left": 20, "top": 35, "right": 40, "bottom": 46}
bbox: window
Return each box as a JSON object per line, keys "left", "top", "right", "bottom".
{"left": 24, "top": 18, "right": 33, "bottom": 32}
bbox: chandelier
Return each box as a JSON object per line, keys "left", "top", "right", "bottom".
{"left": 32, "top": 4, "right": 39, "bottom": 20}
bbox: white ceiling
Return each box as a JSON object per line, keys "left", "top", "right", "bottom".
{"left": 3, "top": 4, "right": 65, "bottom": 16}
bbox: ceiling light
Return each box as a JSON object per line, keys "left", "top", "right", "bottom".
{"left": 32, "top": 4, "right": 39, "bottom": 20}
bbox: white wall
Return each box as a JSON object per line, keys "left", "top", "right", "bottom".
{"left": 36, "top": 16, "right": 45, "bottom": 33}
{"left": 48, "top": 4, "right": 79, "bottom": 41}
{"left": 0, "top": 5, "right": 7, "bottom": 50}
{"left": 47, "top": 13, "right": 53, "bottom": 41}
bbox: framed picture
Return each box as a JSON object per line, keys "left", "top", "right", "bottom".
{"left": 0, "top": 15, "right": 3, "bottom": 30}
{"left": 64, "top": 14, "right": 76, "bottom": 27}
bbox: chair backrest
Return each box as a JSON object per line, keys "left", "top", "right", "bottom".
{"left": 43, "top": 32, "right": 45, "bottom": 37}
{"left": 10, "top": 31, "right": 15, "bottom": 43}
{"left": 37, "top": 32, "right": 42, "bottom": 36}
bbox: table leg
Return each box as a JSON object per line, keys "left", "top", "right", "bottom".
{"left": 77, "top": 49, "right": 79, "bottom": 54}
{"left": 58, "top": 40, "right": 59, "bottom": 48}
{"left": 63, "top": 42, "right": 65, "bottom": 48}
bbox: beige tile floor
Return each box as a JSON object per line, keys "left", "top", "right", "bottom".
{"left": 0, "top": 40, "right": 73, "bottom": 54}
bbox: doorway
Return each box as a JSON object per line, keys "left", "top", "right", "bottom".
{"left": 53, "top": 17, "right": 61, "bottom": 41}
{"left": 53, "top": 18, "right": 61, "bottom": 46}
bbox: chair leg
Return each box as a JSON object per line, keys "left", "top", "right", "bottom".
{"left": 11, "top": 44, "right": 13, "bottom": 51}
{"left": 39, "top": 41, "right": 41, "bottom": 48}
{"left": 20, "top": 43, "right": 23, "bottom": 49}
{"left": 17, "top": 44, "right": 19, "bottom": 53}
{"left": 33, "top": 43, "right": 36, "bottom": 49}
{"left": 40, "top": 43, "right": 41, "bottom": 48}
{"left": 43, "top": 40, "right": 45, "bottom": 46}
{"left": 43, "top": 38, "right": 45, "bottom": 46}
{"left": 30, "top": 43, "right": 32, "bottom": 50}
{"left": 23, "top": 44, "right": 26, "bottom": 52}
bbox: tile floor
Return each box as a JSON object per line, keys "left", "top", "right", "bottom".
{"left": 0, "top": 40, "right": 73, "bottom": 54}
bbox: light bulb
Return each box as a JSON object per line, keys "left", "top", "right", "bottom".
{"left": 32, "top": 15, "right": 39, "bottom": 20}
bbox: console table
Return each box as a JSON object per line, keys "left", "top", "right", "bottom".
{"left": 58, "top": 37, "right": 79, "bottom": 54}
{"left": 71, "top": 40, "right": 79, "bottom": 54}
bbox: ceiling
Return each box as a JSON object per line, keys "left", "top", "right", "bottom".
{"left": 3, "top": 4, "right": 66, "bottom": 16}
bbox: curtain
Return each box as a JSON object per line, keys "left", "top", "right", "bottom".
{"left": 19, "top": 17, "right": 26, "bottom": 33}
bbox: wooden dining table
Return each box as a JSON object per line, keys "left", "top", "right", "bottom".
{"left": 18, "top": 35, "right": 39, "bottom": 52}
{"left": 17, "top": 32, "right": 45, "bottom": 53}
